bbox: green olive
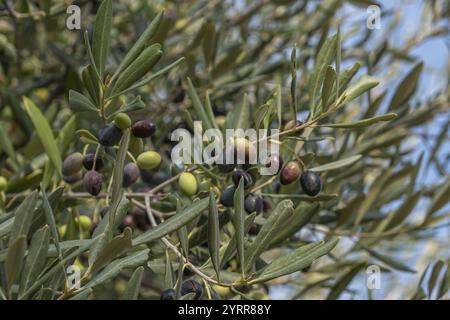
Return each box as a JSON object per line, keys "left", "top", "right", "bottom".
{"left": 114, "top": 113, "right": 132, "bottom": 130}
{"left": 75, "top": 215, "right": 93, "bottom": 231}
{"left": 178, "top": 172, "right": 198, "bottom": 196}
{"left": 137, "top": 151, "right": 162, "bottom": 170}
{"left": 0, "top": 176, "right": 7, "bottom": 191}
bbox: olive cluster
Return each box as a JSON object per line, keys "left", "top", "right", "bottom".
{"left": 161, "top": 279, "right": 203, "bottom": 300}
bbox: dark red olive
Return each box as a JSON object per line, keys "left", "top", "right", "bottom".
{"left": 82, "top": 153, "right": 104, "bottom": 171}
{"left": 98, "top": 123, "right": 123, "bottom": 147}
{"left": 83, "top": 171, "right": 103, "bottom": 196}
{"left": 123, "top": 163, "right": 140, "bottom": 187}
{"left": 100, "top": 206, "right": 110, "bottom": 218}
{"left": 131, "top": 120, "right": 156, "bottom": 138}
{"left": 220, "top": 185, "right": 236, "bottom": 207}
{"left": 280, "top": 161, "right": 302, "bottom": 185}
{"left": 248, "top": 222, "right": 259, "bottom": 236}
{"left": 300, "top": 170, "right": 322, "bottom": 196}
{"left": 262, "top": 198, "right": 272, "bottom": 212}
{"left": 119, "top": 214, "right": 135, "bottom": 232}
{"left": 160, "top": 288, "right": 175, "bottom": 300}
{"left": 181, "top": 280, "right": 203, "bottom": 300}
{"left": 129, "top": 207, "right": 150, "bottom": 230}
{"left": 232, "top": 169, "right": 253, "bottom": 189}
{"left": 244, "top": 193, "right": 263, "bottom": 214}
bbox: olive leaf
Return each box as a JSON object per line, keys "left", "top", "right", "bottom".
{"left": 23, "top": 97, "right": 62, "bottom": 175}
{"left": 326, "top": 262, "right": 365, "bottom": 300}
{"left": 9, "top": 190, "right": 38, "bottom": 245}
{"left": 233, "top": 178, "right": 246, "bottom": 278}
{"left": 5, "top": 235, "right": 27, "bottom": 288}
{"left": 92, "top": 0, "right": 112, "bottom": 78}
{"left": 309, "top": 155, "right": 362, "bottom": 172}
{"left": 320, "top": 113, "right": 397, "bottom": 129}
{"left": 133, "top": 197, "right": 209, "bottom": 246}
{"left": 388, "top": 62, "right": 424, "bottom": 110}
{"left": 68, "top": 90, "right": 97, "bottom": 113}
{"left": 122, "top": 266, "right": 144, "bottom": 300}
{"left": 208, "top": 189, "right": 221, "bottom": 281}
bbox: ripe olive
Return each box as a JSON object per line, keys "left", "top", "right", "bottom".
{"left": 129, "top": 207, "right": 150, "bottom": 231}
{"left": 63, "top": 171, "right": 83, "bottom": 184}
{"left": 83, "top": 171, "right": 103, "bottom": 196}
{"left": 98, "top": 123, "right": 123, "bottom": 147}
{"left": 178, "top": 172, "right": 198, "bottom": 196}
{"left": 217, "top": 147, "right": 236, "bottom": 173}
{"left": 123, "top": 163, "right": 140, "bottom": 187}
{"left": 119, "top": 214, "right": 135, "bottom": 232}
{"left": 82, "top": 153, "right": 104, "bottom": 171}
{"left": 300, "top": 170, "right": 322, "bottom": 197}
{"left": 232, "top": 169, "right": 253, "bottom": 189}
{"left": 220, "top": 185, "right": 236, "bottom": 207}
{"left": 62, "top": 152, "right": 84, "bottom": 176}
{"left": 114, "top": 113, "right": 132, "bottom": 130}
{"left": 280, "top": 161, "right": 302, "bottom": 185}
{"left": 137, "top": 151, "right": 162, "bottom": 170}
{"left": 131, "top": 119, "right": 156, "bottom": 138}
{"left": 160, "top": 288, "right": 176, "bottom": 300}
{"left": 244, "top": 193, "right": 263, "bottom": 214}
{"left": 180, "top": 279, "right": 203, "bottom": 300}
{"left": 248, "top": 222, "right": 259, "bottom": 236}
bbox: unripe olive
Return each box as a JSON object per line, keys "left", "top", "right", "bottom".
{"left": 220, "top": 185, "right": 236, "bottom": 207}
{"left": 129, "top": 135, "right": 143, "bottom": 155}
{"left": 284, "top": 119, "right": 304, "bottom": 135}
{"left": 83, "top": 170, "right": 103, "bottom": 196}
{"left": 98, "top": 123, "right": 123, "bottom": 147}
{"left": 75, "top": 215, "right": 93, "bottom": 231}
{"left": 114, "top": 113, "right": 132, "bottom": 130}
{"left": 181, "top": 279, "right": 203, "bottom": 300}
{"left": 62, "top": 152, "right": 84, "bottom": 176}
{"left": 123, "top": 163, "right": 140, "bottom": 187}
{"left": 63, "top": 171, "right": 83, "bottom": 184}
{"left": 300, "top": 170, "right": 322, "bottom": 197}
{"left": 131, "top": 119, "right": 156, "bottom": 138}
{"left": 58, "top": 225, "right": 67, "bottom": 238}
{"left": 0, "top": 176, "right": 7, "bottom": 191}
{"left": 82, "top": 153, "right": 104, "bottom": 171}
{"left": 178, "top": 172, "right": 198, "bottom": 196}
{"left": 232, "top": 169, "right": 253, "bottom": 189}
{"left": 244, "top": 193, "right": 263, "bottom": 214}
{"left": 265, "top": 154, "right": 283, "bottom": 175}
{"left": 160, "top": 288, "right": 175, "bottom": 300}
{"left": 137, "top": 151, "right": 161, "bottom": 170}
{"left": 280, "top": 161, "right": 302, "bottom": 185}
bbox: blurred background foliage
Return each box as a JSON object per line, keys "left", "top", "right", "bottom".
{"left": 0, "top": 0, "right": 449, "bottom": 300}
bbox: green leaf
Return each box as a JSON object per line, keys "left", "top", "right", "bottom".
{"left": 225, "top": 93, "right": 250, "bottom": 131}
{"left": 176, "top": 201, "right": 189, "bottom": 258}
{"left": 23, "top": 97, "right": 62, "bottom": 174}
{"left": 164, "top": 250, "right": 175, "bottom": 288}
{"left": 92, "top": 0, "right": 112, "bottom": 77}
{"left": 321, "top": 65, "right": 337, "bottom": 112}
{"left": 111, "top": 57, "right": 184, "bottom": 98}
{"left": 83, "top": 30, "right": 101, "bottom": 83}
{"left": 309, "top": 34, "right": 338, "bottom": 114}
{"left": 6, "top": 235, "right": 27, "bottom": 288}
{"left": 107, "top": 96, "right": 145, "bottom": 120}
{"left": 309, "top": 155, "right": 363, "bottom": 172}
{"left": 122, "top": 266, "right": 144, "bottom": 300}
{"left": 208, "top": 189, "right": 221, "bottom": 281}
{"left": 428, "top": 260, "right": 445, "bottom": 299}
{"left": 69, "top": 288, "right": 93, "bottom": 300}
{"left": 85, "top": 249, "right": 150, "bottom": 289}
{"left": 186, "top": 77, "right": 214, "bottom": 130}
{"left": 252, "top": 238, "right": 340, "bottom": 284}
{"left": 326, "top": 262, "right": 365, "bottom": 300}
{"left": 90, "top": 227, "right": 133, "bottom": 273}
{"left": 425, "top": 179, "right": 450, "bottom": 221}
{"left": 20, "top": 225, "right": 50, "bottom": 293}
{"left": 93, "top": 194, "right": 129, "bottom": 238}
{"left": 9, "top": 190, "right": 38, "bottom": 245}
{"left": 202, "top": 20, "right": 216, "bottom": 67}
{"left": 111, "top": 44, "right": 162, "bottom": 95}
{"left": 363, "top": 246, "right": 415, "bottom": 273}
{"left": 388, "top": 62, "right": 423, "bottom": 110}
{"left": 133, "top": 197, "right": 209, "bottom": 246}
{"left": 387, "top": 191, "right": 422, "bottom": 229}
{"left": 233, "top": 178, "right": 246, "bottom": 278}
{"left": 88, "top": 233, "right": 107, "bottom": 267}
{"left": 76, "top": 129, "right": 99, "bottom": 145}
{"left": 321, "top": 113, "right": 397, "bottom": 129}
{"left": 0, "top": 123, "right": 19, "bottom": 171}
{"left": 113, "top": 11, "right": 164, "bottom": 79}
{"left": 244, "top": 200, "right": 294, "bottom": 272}
{"left": 340, "top": 76, "right": 379, "bottom": 106}
{"left": 82, "top": 65, "right": 101, "bottom": 106}
{"left": 68, "top": 90, "right": 97, "bottom": 113}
